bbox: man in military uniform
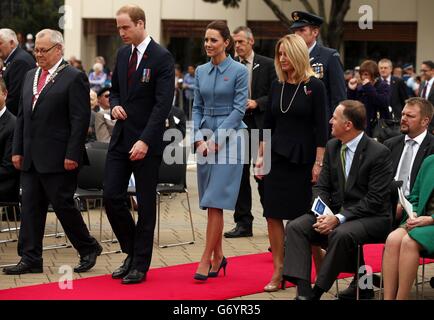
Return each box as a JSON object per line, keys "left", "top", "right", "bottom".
{"left": 290, "top": 11, "right": 346, "bottom": 121}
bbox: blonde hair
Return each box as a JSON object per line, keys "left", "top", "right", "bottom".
{"left": 274, "top": 34, "right": 315, "bottom": 83}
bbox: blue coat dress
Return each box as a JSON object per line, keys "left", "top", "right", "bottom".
{"left": 193, "top": 56, "right": 248, "bottom": 210}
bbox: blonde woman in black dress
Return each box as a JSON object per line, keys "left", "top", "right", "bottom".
{"left": 255, "top": 34, "right": 328, "bottom": 292}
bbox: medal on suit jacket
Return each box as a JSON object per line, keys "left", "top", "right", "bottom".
{"left": 141, "top": 68, "right": 151, "bottom": 83}
{"left": 312, "top": 63, "right": 324, "bottom": 79}
{"left": 32, "top": 64, "right": 68, "bottom": 106}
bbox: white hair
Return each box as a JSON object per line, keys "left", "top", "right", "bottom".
{"left": 36, "top": 29, "right": 64, "bottom": 51}
{"left": 0, "top": 29, "right": 18, "bottom": 46}
{"left": 93, "top": 62, "right": 103, "bottom": 72}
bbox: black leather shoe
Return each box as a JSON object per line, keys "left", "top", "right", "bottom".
{"left": 122, "top": 269, "right": 146, "bottom": 284}
{"left": 294, "top": 295, "right": 317, "bottom": 301}
{"left": 337, "top": 278, "right": 374, "bottom": 300}
{"left": 74, "top": 243, "right": 103, "bottom": 273}
{"left": 3, "top": 260, "right": 43, "bottom": 275}
{"left": 224, "top": 225, "right": 253, "bottom": 238}
{"left": 112, "top": 255, "right": 133, "bottom": 279}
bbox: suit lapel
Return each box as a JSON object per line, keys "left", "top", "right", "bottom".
{"left": 251, "top": 55, "right": 259, "bottom": 95}
{"left": 127, "top": 40, "right": 154, "bottom": 100}
{"left": 33, "top": 61, "right": 69, "bottom": 113}
{"left": 391, "top": 136, "right": 405, "bottom": 174}
{"left": 0, "top": 110, "right": 9, "bottom": 135}
{"left": 335, "top": 141, "right": 346, "bottom": 197}
{"left": 345, "top": 135, "right": 368, "bottom": 191}
{"left": 410, "top": 134, "right": 430, "bottom": 188}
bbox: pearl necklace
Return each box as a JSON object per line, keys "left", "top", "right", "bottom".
{"left": 32, "top": 64, "right": 67, "bottom": 102}
{"left": 280, "top": 81, "right": 301, "bottom": 114}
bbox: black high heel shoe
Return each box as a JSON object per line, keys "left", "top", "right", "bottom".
{"left": 208, "top": 257, "right": 228, "bottom": 278}
{"left": 194, "top": 264, "right": 212, "bottom": 281}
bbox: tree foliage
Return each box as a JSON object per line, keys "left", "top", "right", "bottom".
{"left": 203, "top": 0, "right": 351, "bottom": 50}
{"left": 0, "top": 0, "right": 65, "bottom": 37}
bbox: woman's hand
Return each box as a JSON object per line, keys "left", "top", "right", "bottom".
{"left": 254, "top": 156, "right": 264, "bottom": 180}
{"left": 195, "top": 140, "right": 208, "bottom": 157}
{"left": 311, "top": 162, "right": 322, "bottom": 184}
{"left": 362, "top": 78, "right": 371, "bottom": 86}
{"left": 348, "top": 78, "right": 358, "bottom": 90}
{"left": 406, "top": 216, "right": 434, "bottom": 231}
{"left": 207, "top": 140, "right": 219, "bottom": 154}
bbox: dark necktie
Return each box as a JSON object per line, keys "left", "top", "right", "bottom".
{"left": 421, "top": 83, "right": 428, "bottom": 99}
{"left": 127, "top": 47, "right": 138, "bottom": 88}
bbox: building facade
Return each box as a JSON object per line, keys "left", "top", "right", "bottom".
{"left": 64, "top": 0, "right": 434, "bottom": 71}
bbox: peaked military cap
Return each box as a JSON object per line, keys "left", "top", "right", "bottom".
{"left": 290, "top": 11, "right": 324, "bottom": 30}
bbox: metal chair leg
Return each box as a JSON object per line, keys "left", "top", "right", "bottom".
{"left": 185, "top": 190, "right": 195, "bottom": 243}
{"left": 157, "top": 191, "right": 196, "bottom": 248}
{"left": 356, "top": 244, "right": 361, "bottom": 301}
{"left": 335, "top": 279, "right": 340, "bottom": 299}
{"left": 85, "top": 199, "right": 92, "bottom": 231}
{"left": 157, "top": 192, "right": 161, "bottom": 247}
{"left": 422, "top": 258, "right": 426, "bottom": 299}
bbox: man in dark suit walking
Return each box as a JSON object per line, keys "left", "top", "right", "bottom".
{"left": 0, "top": 29, "right": 36, "bottom": 116}
{"left": 104, "top": 5, "right": 175, "bottom": 284}
{"left": 419, "top": 60, "right": 434, "bottom": 133}
{"left": 0, "top": 79, "right": 19, "bottom": 205}
{"left": 338, "top": 97, "right": 434, "bottom": 299}
{"left": 379, "top": 58, "right": 409, "bottom": 119}
{"left": 3, "top": 29, "right": 101, "bottom": 275}
{"left": 289, "top": 11, "right": 346, "bottom": 120}
{"left": 223, "top": 26, "right": 276, "bottom": 238}
{"left": 283, "top": 100, "right": 393, "bottom": 300}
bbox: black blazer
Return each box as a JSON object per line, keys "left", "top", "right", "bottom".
{"left": 383, "top": 133, "right": 434, "bottom": 191}
{"left": 0, "top": 109, "right": 19, "bottom": 200}
{"left": 13, "top": 62, "right": 90, "bottom": 173}
{"left": 110, "top": 39, "right": 175, "bottom": 156}
{"left": 388, "top": 76, "right": 409, "bottom": 119}
{"left": 236, "top": 53, "right": 276, "bottom": 129}
{"left": 310, "top": 43, "right": 347, "bottom": 115}
{"left": 313, "top": 134, "right": 393, "bottom": 238}
{"left": 2, "top": 47, "right": 36, "bottom": 116}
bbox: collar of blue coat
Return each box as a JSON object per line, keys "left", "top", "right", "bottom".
{"left": 207, "top": 55, "right": 233, "bottom": 74}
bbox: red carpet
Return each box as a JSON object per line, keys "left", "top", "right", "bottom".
{"left": 0, "top": 244, "right": 432, "bottom": 300}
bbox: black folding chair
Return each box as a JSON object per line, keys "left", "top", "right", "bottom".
{"left": 75, "top": 145, "right": 120, "bottom": 254}
{"left": 128, "top": 146, "right": 195, "bottom": 248}
{"left": 156, "top": 146, "right": 195, "bottom": 248}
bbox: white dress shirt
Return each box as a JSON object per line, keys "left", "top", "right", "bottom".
{"left": 423, "top": 77, "right": 434, "bottom": 99}
{"left": 0, "top": 106, "right": 6, "bottom": 119}
{"left": 131, "top": 35, "right": 151, "bottom": 70}
{"left": 394, "top": 130, "right": 427, "bottom": 195}
{"left": 336, "top": 132, "right": 364, "bottom": 224}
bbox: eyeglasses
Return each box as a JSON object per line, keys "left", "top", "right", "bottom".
{"left": 34, "top": 43, "right": 58, "bottom": 55}
{"left": 420, "top": 69, "right": 430, "bottom": 73}
{"left": 103, "top": 93, "right": 110, "bottom": 98}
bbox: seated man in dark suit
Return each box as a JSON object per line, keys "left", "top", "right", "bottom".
{"left": 0, "top": 79, "right": 20, "bottom": 209}
{"left": 338, "top": 97, "right": 434, "bottom": 299}
{"left": 0, "top": 28, "right": 36, "bottom": 116}
{"left": 283, "top": 100, "right": 393, "bottom": 300}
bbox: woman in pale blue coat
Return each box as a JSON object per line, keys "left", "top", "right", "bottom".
{"left": 192, "top": 20, "right": 248, "bottom": 281}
